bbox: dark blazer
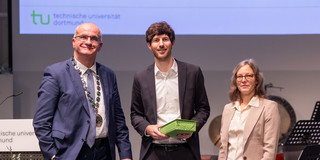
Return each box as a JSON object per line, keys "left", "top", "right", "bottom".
{"left": 33, "top": 58, "right": 132, "bottom": 160}
{"left": 130, "top": 59, "right": 210, "bottom": 160}
{"left": 219, "top": 98, "right": 280, "bottom": 160}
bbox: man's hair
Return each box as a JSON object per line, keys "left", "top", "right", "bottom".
{"left": 229, "top": 58, "right": 265, "bottom": 102}
{"left": 73, "top": 22, "right": 103, "bottom": 42}
{"left": 145, "top": 21, "right": 175, "bottom": 44}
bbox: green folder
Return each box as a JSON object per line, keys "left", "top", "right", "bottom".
{"left": 160, "top": 119, "right": 197, "bottom": 138}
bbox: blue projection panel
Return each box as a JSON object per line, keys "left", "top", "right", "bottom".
{"left": 20, "top": 0, "right": 320, "bottom": 35}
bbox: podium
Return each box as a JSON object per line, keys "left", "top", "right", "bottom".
{"left": 0, "top": 119, "right": 42, "bottom": 159}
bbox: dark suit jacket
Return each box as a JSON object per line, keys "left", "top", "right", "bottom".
{"left": 33, "top": 58, "right": 132, "bottom": 160}
{"left": 130, "top": 59, "right": 210, "bottom": 160}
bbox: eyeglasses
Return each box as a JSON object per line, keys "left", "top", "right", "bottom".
{"left": 74, "top": 35, "right": 101, "bottom": 43}
{"left": 236, "top": 74, "right": 254, "bottom": 81}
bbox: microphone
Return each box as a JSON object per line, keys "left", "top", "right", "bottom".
{"left": 0, "top": 91, "right": 23, "bottom": 106}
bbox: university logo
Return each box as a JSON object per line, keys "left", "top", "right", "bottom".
{"left": 31, "top": 10, "right": 50, "bottom": 25}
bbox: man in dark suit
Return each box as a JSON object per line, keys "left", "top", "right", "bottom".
{"left": 33, "top": 22, "right": 132, "bottom": 160}
{"left": 130, "top": 21, "right": 210, "bottom": 160}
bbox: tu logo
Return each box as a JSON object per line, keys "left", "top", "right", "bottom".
{"left": 31, "top": 10, "right": 50, "bottom": 25}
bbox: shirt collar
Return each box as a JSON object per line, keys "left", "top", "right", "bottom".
{"left": 74, "top": 58, "right": 97, "bottom": 75}
{"left": 232, "top": 95, "right": 260, "bottom": 109}
{"left": 248, "top": 96, "right": 260, "bottom": 107}
{"left": 154, "top": 58, "right": 178, "bottom": 76}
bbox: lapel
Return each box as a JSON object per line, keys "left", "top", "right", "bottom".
{"left": 96, "top": 63, "right": 110, "bottom": 124}
{"left": 176, "top": 60, "right": 186, "bottom": 117}
{"left": 66, "top": 59, "right": 90, "bottom": 116}
{"left": 243, "top": 98, "right": 264, "bottom": 147}
{"left": 222, "top": 104, "right": 236, "bottom": 141}
{"left": 146, "top": 64, "right": 158, "bottom": 124}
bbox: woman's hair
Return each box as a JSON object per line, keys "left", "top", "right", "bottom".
{"left": 229, "top": 59, "right": 265, "bottom": 102}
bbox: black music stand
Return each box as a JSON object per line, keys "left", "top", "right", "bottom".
{"left": 311, "top": 101, "right": 320, "bottom": 121}
{"left": 283, "top": 120, "right": 320, "bottom": 160}
{"left": 298, "top": 145, "right": 320, "bottom": 160}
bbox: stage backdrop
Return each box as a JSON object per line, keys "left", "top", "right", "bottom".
{"left": 8, "top": 1, "right": 320, "bottom": 159}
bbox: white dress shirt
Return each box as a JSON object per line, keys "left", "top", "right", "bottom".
{"left": 153, "top": 59, "right": 185, "bottom": 144}
{"left": 227, "top": 96, "right": 260, "bottom": 160}
{"left": 155, "top": 59, "right": 181, "bottom": 125}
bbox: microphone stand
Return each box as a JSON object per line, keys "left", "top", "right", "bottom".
{"left": 0, "top": 91, "right": 23, "bottom": 106}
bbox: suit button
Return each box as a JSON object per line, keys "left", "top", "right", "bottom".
{"left": 81, "top": 138, "right": 85, "bottom": 142}
{"left": 87, "top": 120, "right": 90, "bottom": 123}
